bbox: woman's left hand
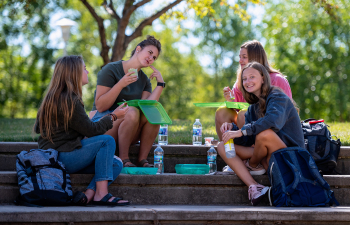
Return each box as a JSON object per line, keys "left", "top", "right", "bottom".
{"left": 222, "top": 130, "right": 242, "bottom": 144}
{"left": 149, "top": 65, "right": 164, "bottom": 83}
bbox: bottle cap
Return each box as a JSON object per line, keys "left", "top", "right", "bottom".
{"left": 196, "top": 119, "right": 200, "bottom": 122}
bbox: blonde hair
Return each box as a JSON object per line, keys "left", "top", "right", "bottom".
{"left": 237, "top": 40, "right": 280, "bottom": 92}
{"left": 36, "top": 55, "right": 84, "bottom": 142}
{"left": 240, "top": 61, "right": 274, "bottom": 118}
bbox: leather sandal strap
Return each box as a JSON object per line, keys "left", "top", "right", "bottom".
{"left": 100, "top": 193, "right": 113, "bottom": 202}
{"left": 138, "top": 159, "right": 149, "bottom": 166}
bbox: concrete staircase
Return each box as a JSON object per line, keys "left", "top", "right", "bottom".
{"left": 1, "top": 142, "right": 350, "bottom": 224}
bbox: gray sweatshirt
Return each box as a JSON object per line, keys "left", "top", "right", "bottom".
{"left": 235, "top": 88, "right": 305, "bottom": 148}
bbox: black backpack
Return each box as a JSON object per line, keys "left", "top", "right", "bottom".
{"left": 267, "top": 147, "right": 338, "bottom": 207}
{"left": 15, "top": 149, "right": 73, "bottom": 206}
{"left": 301, "top": 119, "right": 341, "bottom": 174}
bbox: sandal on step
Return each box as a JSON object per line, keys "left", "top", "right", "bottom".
{"left": 122, "top": 159, "right": 136, "bottom": 167}
{"left": 138, "top": 159, "right": 154, "bottom": 167}
{"left": 90, "top": 193, "right": 129, "bottom": 206}
{"left": 72, "top": 191, "right": 88, "bottom": 206}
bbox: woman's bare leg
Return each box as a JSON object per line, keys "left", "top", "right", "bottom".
{"left": 217, "top": 142, "right": 258, "bottom": 187}
{"left": 215, "top": 107, "right": 238, "bottom": 141}
{"left": 105, "top": 107, "right": 140, "bottom": 162}
{"left": 134, "top": 113, "right": 160, "bottom": 164}
{"left": 249, "top": 129, "right": 287, "bottom": 168}
{"left": 236, "top": 110, "right": 247, "bottom": 129}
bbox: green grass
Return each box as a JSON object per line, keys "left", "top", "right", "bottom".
{"left": 0, "top": 118, "right": 349, "bottom": 145}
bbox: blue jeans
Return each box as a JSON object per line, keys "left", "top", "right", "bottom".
{"left": 58, "top": 135, "right": 122, "bottom": 191}
{"left": 91, "top": 110, "right": 112, "bottom": 122}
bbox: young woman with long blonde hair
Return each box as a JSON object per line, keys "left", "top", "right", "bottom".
{"left": 35, "top": 55, "right": 129, "bottom": 206}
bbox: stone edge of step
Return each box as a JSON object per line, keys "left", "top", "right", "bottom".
{"left": 0, "top": 205, "right": 350, "bottom": 223}
{"left": 0, "top": 142, "right": 350, "bottom": 157}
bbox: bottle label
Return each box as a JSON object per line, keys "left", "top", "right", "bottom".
{"left": 158, "top": 127, "right": 168, "bottom": 135}
{"left": 154, "top": 155, "right": 163, "bottom": 163}
{"left": 193, "top": 128, "right": 202, "bottom": 136}
{"left": 207, "top": 155, "right": 216, "bottom": 163}
{"left": 224, "top": 139, "right": 235, "bottom": 152}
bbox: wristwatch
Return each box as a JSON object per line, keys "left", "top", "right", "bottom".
{"left": 157, "top": 82, "right": 166, "bottom": 88}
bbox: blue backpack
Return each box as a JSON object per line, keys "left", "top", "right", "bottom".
{"left": 267, "top": 147, "right": 339, "bottom": 207}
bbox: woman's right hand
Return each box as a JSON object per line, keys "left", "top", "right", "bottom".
{"left": 220, "top": 122, "right": 233, "bottom": 134}
{"left": 223, "top": 86, "right": 233, "bottom": 101}
{"left": 112, "top": 103, "right": 129, "bottom": 119}
{"left": 119, "top": 72, "right": 139, "bottom": 88}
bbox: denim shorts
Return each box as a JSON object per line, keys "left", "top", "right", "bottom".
{"left": 91, "top": 110, "right": 113, "bottom": 122}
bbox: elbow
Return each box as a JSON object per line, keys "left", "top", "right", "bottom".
{"left": 95, "top": 102, "right": 108, "bottom": 113}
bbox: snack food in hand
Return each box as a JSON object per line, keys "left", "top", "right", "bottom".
{"left": 128, "top": 68, "right": 138, "bottom": 76}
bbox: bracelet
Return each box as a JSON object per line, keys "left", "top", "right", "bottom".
{"left": 109, "top": 113, "right": 117, "bottom": 122}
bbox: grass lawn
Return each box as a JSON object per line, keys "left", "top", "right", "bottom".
{"left": 0, "top": 118, "right": 349, "bottom": 145}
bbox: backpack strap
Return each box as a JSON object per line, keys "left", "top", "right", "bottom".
{"left": 24, "top": 160, "right": 40, "bottom": 191}
{"left": 280, "top": 151, "right": 300, "bottom": 194}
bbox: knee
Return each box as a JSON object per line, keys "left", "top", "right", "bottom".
{"left": 256, "top": 129, "right": 275, "bottom": 142}
{"left": 217, "top": 142, "right": 225, "bottom": 157}
{"left": 215, "top": 107, "right": 227, "bottom": 120}
{"left": 101, "top": 134, "right": 116, "bottom": 150}
{"left": 125, "top": 107, "right": 140, "bottom": 122}
{"left": 236, "top": 110, "right": 246, "bottom": 128}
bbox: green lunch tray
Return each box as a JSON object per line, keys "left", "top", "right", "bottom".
{"left": 175, "top": 164, "right": 210, "bottom": 175}
{"left": 118, "top": 100, "right": 172, "bottom": 125}
{"left": 117, "top": 99, "right": 140, "bottom": 108}
{"left": 193, "top": 101, "right": 249, "bottom": 110}
{"left": 121, "top": 167, "right": 158, "bottom": 175}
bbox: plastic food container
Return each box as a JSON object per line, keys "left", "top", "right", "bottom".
{"left": 117, "top": 100, "right": 140, "bottom": 108}
{"left": 121, "top": 167, "right": 158, "bottom": 175}
{"left": 175, "top": 164, "right": 210, "bottom": 175}
{"left": 193, "top": 101, "right": 249, "bottom": 110}
{"left": 118, "top": 100, "right": 172, "bottom": 125}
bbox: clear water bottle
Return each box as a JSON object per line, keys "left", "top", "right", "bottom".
{"left": 158, "top": 124, "right": 168, "bottom": 145}
{"left": 192, "top": 119, "right": 202, "bottom": 145}
{"left": 225, "top": 139, "right": 236, "bottom": 158}
{"left": 207, "top": 145, "right": 217, "bottom": 173}
{"left": 154, "top": 145, "right": 164, "bottom": 174}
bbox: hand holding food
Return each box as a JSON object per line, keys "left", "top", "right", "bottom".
{"left": 223, "top": 87, "right": 235, "bottom": 101}
{"left": 112, "top": 103, "right": 129, "bottom": 119}
{"left": 119, "top": 71, "right": 138, "bottom": 87}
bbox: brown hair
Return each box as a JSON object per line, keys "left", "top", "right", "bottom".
{"left": 36, "top": 55, "right": 84, "bottom": 142}
{"left": 130, "top": 35, "right": 161, "bottom": 58}
{"left": 237, "top": 40, "right": 280, "bottom": 92}
{"left": 240, "top": 61, "right": 275, "bottom": 118}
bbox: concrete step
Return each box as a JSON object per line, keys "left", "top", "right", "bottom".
{"left": 1, "top": 142, "right": 350, "bottom": 174}
{"left": 1, "top": 171, "right": 349, "bottom": 206}
{"left": 0, "top": 205, "right": 349, "bottom": 224}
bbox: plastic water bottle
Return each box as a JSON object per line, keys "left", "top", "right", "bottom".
{"left": 207, "top": 145, "right": 217, "bottom": 173}
{"left": 158, "top": 124, "right": 168, "bottom": 145}
{"left": 192, "top": 119, "right": 202, "bottom": 145}
{"left": 154, "top": 145, "right": 164, "bottom": 174}
{"left": 225, "top": 139, "right": 236, "bottom": 158}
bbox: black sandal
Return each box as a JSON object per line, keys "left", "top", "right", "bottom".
{"left": 138, "top": 159, "right": 154, "bottom": 167}
{"left": 122, "top": 159, "right": 136, "bottom": 167}
{"left": 72, "top": 191, "right": 88, "bottom": 206}
{"left": 90, "top": 193, "right": 129, "bottom": 206}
